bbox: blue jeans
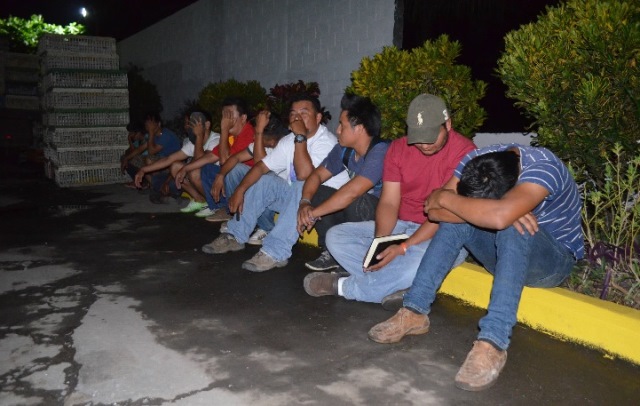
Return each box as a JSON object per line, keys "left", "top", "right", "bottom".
{"left": 224, "top": 164, "right": 276, "bottom": 232}
{"left": 200, "top": 163, "right": 227, "bottom": 210}
{"left": 227, "top": 177, "right": 302, "bottom": 261}
{"left": 326, "top": 220, "right": 468, "bottom": 303}
{"left": 404, "top": 222, "right": 575, "bottom": 351}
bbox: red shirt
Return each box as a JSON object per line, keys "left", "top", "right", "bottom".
{"left": 212, "top": 123, "right": 256, "bottom": 166}
{"left": 382, "top": 131, "right": 476, "bottom": 224}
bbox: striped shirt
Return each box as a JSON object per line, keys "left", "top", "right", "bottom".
{"left": 455, "top": 144, "right": 584, "bottom": 259}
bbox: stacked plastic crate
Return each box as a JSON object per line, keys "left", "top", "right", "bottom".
{"left": 40, "top": 34, "right": 130, "bottom": 187}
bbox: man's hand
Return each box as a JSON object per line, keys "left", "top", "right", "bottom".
{"left": 424, "top": 187, "right": 455, "bottom": 214}
{"left": 364, "top": 244, "right": 405, "bottom": 272}
{"left": 120, "top": 159, "right": 128, "bottom": 174}
{"left": 228, "top": 190, "right": 245, "bottom": 216}
{"left": 513, "top": 212, "right": 539, "bottom": 236}
{"left": 190, "top": 116, "right": 205, "bottom": 138}
{"left": 297, "top": 203, "right": 317, "bottom": 234}
{"left": 289, "top": 112, "right": 307, "bottom": 135}
{"left": 174, "top": 168, "right": 187, "bottom": 189}
{"left": 211, "top": 174, "right": 225, "bottom": 202}
{"left": 255, "top": 110, "right": 270, "bottom": 134}
{"left": 134, "top": 169, "right": 145, "bottom": 188}
{"left": 221, "top": 109, "right": 236, "bottom": 134}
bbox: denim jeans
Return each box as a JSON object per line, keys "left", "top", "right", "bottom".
{"left": 326, "top": 220, "right": 468, "bottom": 303}
{"left": 224, "top": 164, "right": 276, "bottom": 232}
{"left": 227, "top": 177, "right": 302, "bottom": 261}
{"left": 200, "top": 163, "right": 226, "bottom": 210}
{"left": 404, "top": 222, "right": 575, "bottom": 351}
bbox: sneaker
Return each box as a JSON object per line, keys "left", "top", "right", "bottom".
{"left": 303, "top": 272, "right": 339, "bottom": 297}
{"left": 305, "top": 250, "right": 339, "bottom": 271}
{"left": 205, "top": 209, "right": 232, "bottom": 222}
{"left": 248, "top": 228, "right": 268, "bottom": 246}
{"left": 242, "top": 250, "right": 288, "bottom": 272}
{"left": 180, "top": 200, "right": 208, "bottom": 213}
{"left": 195, "top": 207, "right": 216, "bottom": 218}
{"left": 381, "top": 288, "right": 410, "bottom": 312}
{"left": 149, "top": 192, "right": 166, "bottom": 204}
{"left": 220, "top": 221, "right": 228, "bottom": 233}
{"left": 454, "top": 341, "right": 507, "bottom": 391}
{"left": 367, "top": 307, "right": 430, "bottom": 344}
{"left": 201, "top": 233, "right": 245, "bottom": 254}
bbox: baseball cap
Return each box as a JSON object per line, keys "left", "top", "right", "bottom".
{"left": 406, "top": 94, "right": 450, "bottom": 144}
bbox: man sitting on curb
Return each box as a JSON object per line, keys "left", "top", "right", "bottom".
{"left": 368, "top": 145, "right": 583, "bottom": 391}
{"left": 202, "top": 93, "right": 348, "bottom": 272}
{"left": 120, "top": 122, "right": 148, "bottom": 188}
{"left": 211, "top": 111, "right": 290, "bottom": 245}
{"left": 176, "top": 97, "right": 255, "bottom": 220}
{"left": 308, "top": 94, "right": 475, "bottom": 303}
{"left": 134, "top": 110, "right": 219, "bottom": 207}
{"left": 297, "top": 94, "right": 388, "bottom": 273}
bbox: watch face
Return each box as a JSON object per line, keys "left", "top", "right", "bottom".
{"left": 295, "top": 134, "right": 307, "bottom": 143}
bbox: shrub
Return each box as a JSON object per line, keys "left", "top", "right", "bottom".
{"left": 267, "top": 80, "right": 331, "bottom": 124}
{"left": 127, "top": 65, "right": 163, "bottom": 125}
{"left": 0, "top": 14, "right": 85, "bottom": 53}
{"left": 347, "top": 35, "right": 487, "bottom": 140}
{"left": 497, "top": 0, "right": 640, "bottom": 181}
{"left": 197, "top": 79, "right": 267, "bottom": 132}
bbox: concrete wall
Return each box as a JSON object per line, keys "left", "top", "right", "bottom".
{"left": 118, "top": 0, "right": 396, "bottom": 131}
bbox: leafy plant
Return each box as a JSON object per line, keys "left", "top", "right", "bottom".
{"left": 347, "top": 35, "right": 487, "bottom": 140}
{"left": 197, "top": 79, "right": 267, "bottom": 132}
{"left": 566, "top": 144, "right": 640, "bottom": 309}
{"left": 267, "top": 80, "right": 331, "bottom": 125}
{"left": 497, "top": 0, "right": 640, "bottom": 182}
{"left": 0, "top": 14, "right": 85, "bottom": 53}
{"left": 127, "top": 64, "right": 163, "bottom": 125}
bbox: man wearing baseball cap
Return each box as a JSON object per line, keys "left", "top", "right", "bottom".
{"left": 305, "top": 94, "right": 475, "bottom": 303}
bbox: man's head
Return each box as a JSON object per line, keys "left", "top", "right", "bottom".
{"left": 406, "top": 94, "right": 451, "bottom": 156}
{"left": 222, "top": 97, "right": 249, "bottom": 135}
{"left": 143, "top": 111, "right": 162, "bottom": 135}
{"left": 262, "top": 114, "right": 290, "bottom": 148}
{"left": 457, "top": 151, "right": 520, "bottom": 199}
{"left": 187, "top": 110, "right": 212, "bottom": 143}
{"left": 127, "top": 122, "right": 144, "bottom": 140}
{"left": 288, "top": 93, "right": 323, "bottom": 137}
{"left": 336, "top": 94, "right": 381, "bottom": 148}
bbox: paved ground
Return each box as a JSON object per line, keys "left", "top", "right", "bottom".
{"left": 1, "top": 178, "right": 639, "bottom": 406}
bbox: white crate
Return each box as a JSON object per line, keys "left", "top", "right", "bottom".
{"left": 43, "top": 110, "right": 129, "bottom": 127}
{"left": 49, "top": 163, "right": 130, "bottom": 187}
{"left": 44, "top": 127, "right": 127, "bottom": 148}
{"left": 43, "top": 89, "right": 129, "bottom": 110}
{"left": 41, "top": 52, "right": 119, "bottom": 72}
{"left": 42, "top": 70, "right": 127, "bottom": 90}
{"left": 38, "top": 34, "right": 117, "bottom": 55}
{"left": 45, "top": 145, "right": 128, "bottom": 166}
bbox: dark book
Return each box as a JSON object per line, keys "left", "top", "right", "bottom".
{"left": 363, "top": 233, "right": 410, "bottom": 268}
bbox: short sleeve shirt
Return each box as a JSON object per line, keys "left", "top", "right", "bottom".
{"left": 180, "top": 131, "right": 220, "bottom": 157}
{"left": 212, "top": 123, "right": 255, "bottom": 166}
{"left": 154, "top": 128, "right": 181, "bottom": 157}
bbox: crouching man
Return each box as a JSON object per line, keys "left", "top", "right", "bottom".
{"left": 368, "top": 145, "right": 583, "bottom": 391}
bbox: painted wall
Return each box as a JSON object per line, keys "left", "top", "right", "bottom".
{"left": 118, "top": 0, "right": 396, "bottom": 132}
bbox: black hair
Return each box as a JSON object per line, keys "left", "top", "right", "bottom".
{"left": 340, "top": 93, "right": 381, "bottom": 139}
{"left": 143, "top": 111, "right": 162, "bottom": 124}
{"left": 457, "top": 151, "right": 520, "bottom": 199}
{"left": 263, "top": 114, "right": 290, "bottom": 140}
{"left": 287, "top": 93, "right": 322, "bottom": 115}
{"left": 222, "top": 97, "right": 249, "bottom": 117}
{"left": 126, "top": 122, "right": 144, "bottom": 133}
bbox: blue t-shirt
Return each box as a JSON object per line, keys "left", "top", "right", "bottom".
{"left": 154, "top": 128, "right": 181, "bottom": 157}
{"left": 455, "top": 144, "right": 584, "bottom": 260}
{"left": 321, "top": 141, "right": 389, "bottom": 198}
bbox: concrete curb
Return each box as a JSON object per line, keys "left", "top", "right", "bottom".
{"left": 299, "top": 232, "right": 640, "bottom": 365}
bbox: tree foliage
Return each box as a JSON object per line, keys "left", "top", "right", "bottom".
{"left": 0, "top": 14, "right": 85, "bottom": 53}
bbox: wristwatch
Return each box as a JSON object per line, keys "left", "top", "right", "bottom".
{"left": 294, "top": 133, "right": 307, "bottom": 143}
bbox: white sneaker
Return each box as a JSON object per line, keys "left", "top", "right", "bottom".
{"left": 195, "top": 207, "right": 216, "bottom": 218}
{"left": 248, "top": 228, "right": 268, "bottom": 246}
{"left": 180, "top": 200, "right": 207, "bottom": 213}
{"left": 220, "top": 221, "right": 228, "bottom": 233}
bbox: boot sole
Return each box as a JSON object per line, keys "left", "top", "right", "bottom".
{"left": 368, "top": 326, "right": 430, "bottom": 344}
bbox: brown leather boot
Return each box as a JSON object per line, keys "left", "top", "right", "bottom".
{"left": 455, "top": 340, "right": 507, "bottom": 391}
{"left": 368, "top": 307, "right": 430, "bottom": 344}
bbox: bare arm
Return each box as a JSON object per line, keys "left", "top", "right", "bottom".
{"left": 374, "top": 181, "right": 401, "bottom": 237}
{"left": 211, "top": 149, "right": 252, "bottom": 201}
{"left": 146, "top": 133, "right": 163, "bottom": 156}
{"left": 134, "top": 150, "right": 187, "bottom": 187}
{"left": 252, "top": 110, "right": 270, "bottom": 162}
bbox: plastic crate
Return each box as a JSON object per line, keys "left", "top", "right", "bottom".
{"left": 41, "top": 52, "right": 119, "bottom": 72}
{"left": 42, "top": 70, "right": 127, "bottom": 90}
{"left": 5, "top": 68, "right": 40, "bottom": 83}
{"left": 5, "top": 52, "right": 40, "bottom": 69}
{"left": 2, "top": 95, "right": 40, "bottom": 110}
{"left": 43, "top": 110, "right": 130, "bottom": 127}
{"left": 44, "top": 127, "right": 127, "bottom": 148}
{"left": 43, "top": 89, "right": 129, "bottom": 110}
{"left": 6, "top": 82, "right": 39, "bottom": 96}
{"left": 50, "top": 163, "right": 130, "bottom": 187}
{"left": 45, "top": 145, "right": 127, "bottom": 166}
{"left": 38, "top": 34, "right": 117, "bottom": 55}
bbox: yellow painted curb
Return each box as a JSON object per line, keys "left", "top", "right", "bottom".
{"left": 440, "top": 263, "right": 640, "bottom": 365}
{"left": 299, "top": 229, "right": 318, "bottom": 246}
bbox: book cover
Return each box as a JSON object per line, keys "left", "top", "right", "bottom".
{"left": 363, "top": 233, "right": 410, "bottom": 268}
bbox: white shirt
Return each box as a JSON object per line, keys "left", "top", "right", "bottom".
{"left": 180, "top": 131, "right": 220, "bottom": 157}
{"left": 261, "top": 125, "right": 350, "bottom": 188}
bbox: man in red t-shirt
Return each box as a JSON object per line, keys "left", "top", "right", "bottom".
{"left": 176, "top": 97, "right": 255, "bottom": 219}
{"left": 307, "top": 94, "right": 476, "bottom": 305}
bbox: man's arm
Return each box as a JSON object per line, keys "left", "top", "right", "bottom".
{"left": 297, "top": 166, "right": 330, "bottom": 233}
{"left": 133, "top": 150, "right": 187, "bottom": 187}
{"left": 211, "top": 149, "right": 252, "bottom": 201}
{"left": 174, "top": 152, "right": 220, "bottom": 187}
{"left": 227, "top": 161, "right": 270, "bottom": 214}
{"left": 374, "top": 181, "right": 401, "bottom": 237}
{"left": 289, "top": 118, "right": 315, "bottom": 180}
{"left": 146, "top": 132, "right": 163, "bottom": 156}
